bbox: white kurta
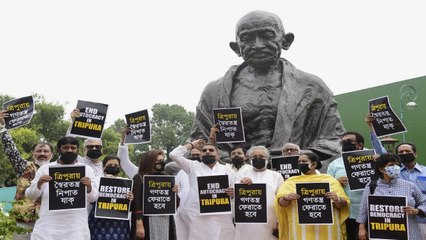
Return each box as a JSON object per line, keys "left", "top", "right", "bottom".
{"left": 174, "top": 169, "right": 190, "bottom": 240}
{"left": 169, "top": 145, "right": 238, "bottom": 240}
{"left": 77, "top": 156, "right": 104, "bottom": 177}
{"left": 25, "top": 161, "right": 98, "bottom": 240}
{"left": 225, "top": 163, "right": 252, "bottom": 174}
{"left": 234, "top": 167, "right": 284, "bottom": 240}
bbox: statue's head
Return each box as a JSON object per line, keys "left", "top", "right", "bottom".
{"left": 230, "top": 10, "right": 294, "bottom": 71}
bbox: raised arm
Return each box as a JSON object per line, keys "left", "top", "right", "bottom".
{"left": 65, "top": 109, "right": 80, "bottom": 136}
{"left": 365, "top": 113, "right": 387, "bottom": 155}
{"left": 169, "top": 139, "right": 205, "bottom": 174}
{"left": 117, "top": 127, "right": 138, "bottom": 178}
{"left": 1, "top": 110, "right": 28, "bottom": 176}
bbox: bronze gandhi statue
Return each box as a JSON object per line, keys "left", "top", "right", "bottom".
{"left": 190, "top": 10, "right": 345, "bottom": 159}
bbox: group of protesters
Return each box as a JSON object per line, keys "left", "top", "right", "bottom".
{"left": 2, "top": 109, "right": 426, "bottom": 240}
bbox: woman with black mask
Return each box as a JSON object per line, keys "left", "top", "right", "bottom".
{"left": 275, "top": 150, "right": 350, "bottom": 240}
{"left": 131, "top": 150, "right": 177, "bottom": 240}
{"left": 88, "top": 155, "right": 134, "bottom": 240}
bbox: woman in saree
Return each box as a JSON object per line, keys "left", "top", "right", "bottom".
{"left": 274, "top": 150, "right": 350, "bottom": 240}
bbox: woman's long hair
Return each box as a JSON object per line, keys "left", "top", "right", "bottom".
{"left": 137, "top": 150, "right": 164, "bottom": 177}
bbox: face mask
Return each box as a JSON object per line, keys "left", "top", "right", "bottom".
{"left": 398, "top": 153, "right": 415, "bottom": 164}
{"left": 297, "top": 163, "right": 311, "bottom": 174}
{"left": 251, "top": 158, "right": 267, "bottom": 170}
{"left": 87, "top": 149, "right": 102, "bottom": 160}
{"left": 154, "top": 161, "right": 165, "bottom": 172}
{"left": 190, "top": 157, "right": 201, "bottom": 162}
{"left": 231, "top": 157, "right": 245, "bottom": 168}
{"left": 105, "top": 165, "right": 121, "bottom": 176}
{"left": 341, "top": 140, "right": 356, "bottom": 152}
{"left": 384, "top": 165, "right": 401, "bottom": 179}
{"left": 35, "top": 159, "right": 50, "bottom": 167}
{"left": 202, "top": 155, "right": 216, "bottom": 165}
{"left": 60, "top": 152, "right": 78, "bottom": 164}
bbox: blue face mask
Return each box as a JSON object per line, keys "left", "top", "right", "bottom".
{"left": 384, "top": 165, "right": 401, "bottom": 179}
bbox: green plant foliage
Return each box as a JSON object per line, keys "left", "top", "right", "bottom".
{"left": 0, "top": 202, "right": 31, "bottom": 240}
{"left": 150, "top": 104, "right": 194, "bottom": 158}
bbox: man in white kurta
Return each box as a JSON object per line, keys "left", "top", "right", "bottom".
{"left": 235, "top": 146, "right": 284, "bottom": 240}
{"left": 169, "top": 139, "right": 238, "bottom": 240}
{"left": 25, "top": 137, "right": 98, "bottom": 240}
{"left": 174, "top": 148, "right": 201, "bottom": 240}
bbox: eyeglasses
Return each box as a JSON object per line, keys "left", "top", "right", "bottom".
{"left": 86, "top": 145, "right": 102, "bottom": 150}
{"left": 202, "top": 148, "right": 215, "bottom": 153}
{"left": 283, "top": 148, "right": 298, "bottom": 152}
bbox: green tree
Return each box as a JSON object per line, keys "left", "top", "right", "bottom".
{"left": 0, "top": 94, "right": 68, "bottom": 186}
{"left": 101, "top": 127, "right": 121, "bottom": 156}
{"left": 0, "top": 95, "right": 14, "bottom": 107}
{"left": 150, "top": 104, "right": 194, "bottom": 158}
{"left": 108, "top": 118, "right": 126, "bottom": 133}
{"left": 26, "top": 95, "right": 68, "bottom": 143}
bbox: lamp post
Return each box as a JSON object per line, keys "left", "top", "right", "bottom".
{"left": 399, "top": 84, "right": 417, "bottom": 142}
{"left": 380, "top": 136, "right": 399, "bottom": 154}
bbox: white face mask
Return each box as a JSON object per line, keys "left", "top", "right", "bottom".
{"left": 384, "top": 165, "right": 401, "bottom": 179}
{"left": 35, "top": 158, "right": 51, "bottom": 167}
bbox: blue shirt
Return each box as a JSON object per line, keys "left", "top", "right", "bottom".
{"left": 357, "top": 178, "right": 426, "bottom": 240}
{"left": 327, "top": 132, "right": 387, "bottom": 219}
{"left": 400, "top": 162, "right": 426, "bottom": 223}
{"left": 370, "top": 132, "right": 387, "bottom": 155}
{"left": 327, "top": 156, "right": 363, "bottom": 219}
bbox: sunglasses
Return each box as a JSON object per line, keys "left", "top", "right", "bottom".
{"left": 202, "top": 148, "right": 216, "bottom": 153}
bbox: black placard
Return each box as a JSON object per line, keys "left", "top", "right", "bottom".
{"left": 143, "top": 175, "right": 176, "bottom": 216}
{"left": 271, "top": 156, "right": 300, "bottom": 180}
{"left": 369, "top": 96, "right": 406, "bottom": 137}
{"left": 234, "top": 183, "right": 267, "bottom": 223}
{"left": 69, "top": 100, "right": 108, "bottom": 139}
{"left": 49, "top": 165, "right": 86, "bottom": 211}
{"left": 95, "top": 177, "right": 133, "bottom": 220}
{"left": 124, "top": 109, "right": 151, "bottom": 144}
{"left": 368, "top": 195, "right": 408, "bottom": 240}
{"left": 296, "top": 182, "right": 333, "bottom": 225}
{"left": 2, "top": 96, "right": 34, "bottom": 130}
{"left": 212, "top": 107, "right": 245, "bottom": 143}
{"left": 342, "top": 149, "right": 376, "bottom": 191}
{"left": 197, "top": 175, "right": 231, "bottom": 214}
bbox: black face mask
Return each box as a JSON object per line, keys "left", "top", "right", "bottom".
{"left": 341, "top": 141, "right": 357, "bottom": 152}
{"left": 231, "top": 157, "right": 245, "bottom": 168}
{"left": 60, "top": 152, "right": 78, "bottom": 164}
{"left": 252, "top": 158, "right": 266, "bottom": 169}
{"left": 190, "top": 157, "right": 201, "bottom": 162}
{"left": 154, "top": 161, "right": 165, "bottom": 172}
{"left": 297, "top": 163, "right": 311, "bottom": 174}
{"left": 202, "top": 155, "right": 216, "bottom": 165}
{"left": 105, "top": 166, "right": 120, "bottom": 176}
{"left": 87, "top": 149, "right": 102, "bottom": 159}
{"left": 399, "top": 153, "right": 416, "bottom": 164}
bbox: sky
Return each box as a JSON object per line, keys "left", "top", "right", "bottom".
{"left": 1, "top": 0, "right": 425, "bottom": 126}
